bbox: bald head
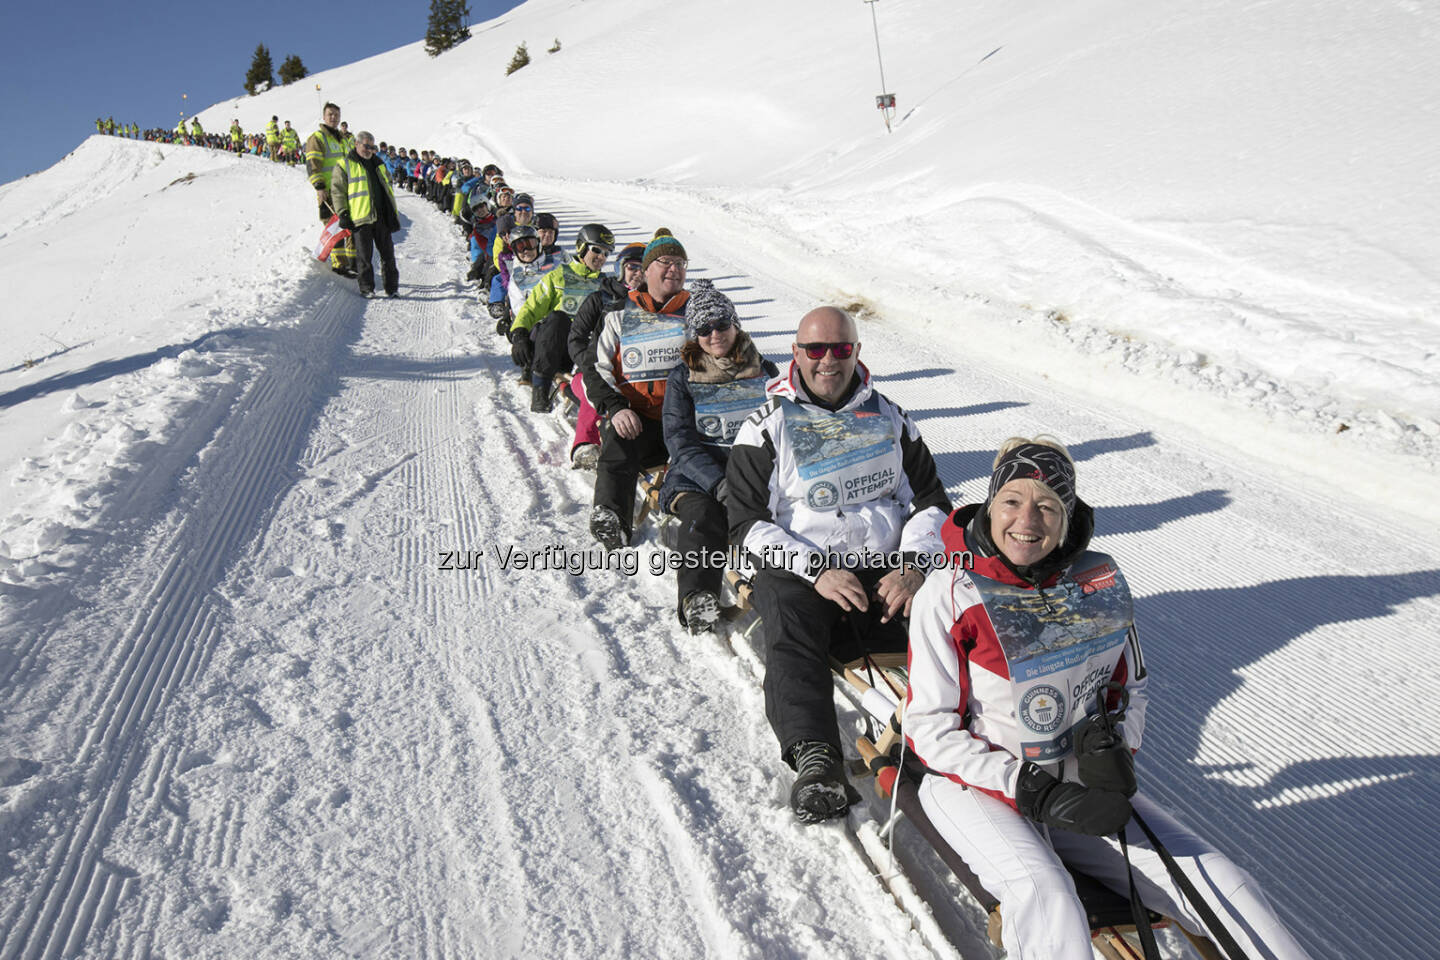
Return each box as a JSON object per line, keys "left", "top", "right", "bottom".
{"left": 797, "top": 306, "right": 857, "bottom": 344}
{"left": 794, "top": 306, "right": 861, "bottom": 406}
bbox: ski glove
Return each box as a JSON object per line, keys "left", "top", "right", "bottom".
{"left": 1016, "top": 762, "right": 1131, "bottom": 836}
{"left": 1074, "top": 713, "right": 1137, "bottom": 797}
{"left": 337, "top": 212, "right": 354, "bottom": 231}
{"left": 511, "top": 331, "right": 534, "bottom": 367}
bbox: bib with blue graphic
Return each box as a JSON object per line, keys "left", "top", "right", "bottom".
{"left": 690, "top": 376, "right": 770, "bottom": 446}
{"left": 558, "top": 266, "right": 602, "bottom": 316}
{"left": 780, "top": 396, "right": 901, "bottom": 510}
{"left": 968, "top": 556, "right": 1134, "bottom": 763}
{"left": 618, "top": 303, "right": 688, "bottom": 385}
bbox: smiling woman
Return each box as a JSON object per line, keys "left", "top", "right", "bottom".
{"left": 985, "top": 437, "right": 1074, "bottom": 569}
{"left": 902, "top": 435, "right": 1314, "bottom": 960}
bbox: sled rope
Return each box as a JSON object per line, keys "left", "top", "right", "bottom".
{"left": 1119, "top": 828, "right": 1162, "bottom": 959}
{"left": 1131, "top": 810, "right": 1251, "bottom": 960}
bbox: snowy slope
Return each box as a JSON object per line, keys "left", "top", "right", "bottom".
{"left": 172, "top": 0, "right": 1440, "bottom": 481}
{"left": 2, "top": 0, "right": 1439, "bottom": 957}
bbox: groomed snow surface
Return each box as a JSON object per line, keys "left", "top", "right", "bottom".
{"left": 2, "top": 1, "right": 1438, "bottom": 957}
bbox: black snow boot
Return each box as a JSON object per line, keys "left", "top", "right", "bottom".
{"left": 531, "top": 379, "right": 553, "bottom": 413}
{"left": 589, "top": 505, "right": 626, "bottom": 552}
{"left": 680, "top": 590, "right": 722, "bottom": 635}
{"left": 788, "top": 741, "right": 849, "bottom": 823}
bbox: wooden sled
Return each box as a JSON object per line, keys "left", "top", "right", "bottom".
{"left": 835, "top": 655, "right": 1224, "bottom": 960}
{"left": 634, "top": 466, "right": 668, "bottom": 531}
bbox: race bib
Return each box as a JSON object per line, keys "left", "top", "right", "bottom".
{"left": 690, "top": 376, "right": 770, "bottom": 445}
{"left": 558, "top": 267, "right": 601, "bottom": 315}
{"left": 969, "top": 557, "right": 1134, "bottom": 763}
{"left": 781, "top": 397, "right": 900, "bottom": 510}
{"left": 510, "top": 257, "right": 561, "bottom": 301}
{"left": 618, "top": 303, "right": 687, "bottom": 384}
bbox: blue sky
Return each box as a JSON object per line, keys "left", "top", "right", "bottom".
{"left": 0, "top": 0, "right": 523, "bottom": 187}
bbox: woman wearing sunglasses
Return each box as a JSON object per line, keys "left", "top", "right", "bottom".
{"left": 657, "top": 280, "right": 779, "bottom": 634}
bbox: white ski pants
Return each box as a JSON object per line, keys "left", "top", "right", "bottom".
{"left": 917, "top": 776, "right": 1312, "bottom": 960}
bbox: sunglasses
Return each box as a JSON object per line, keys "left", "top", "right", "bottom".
{"left": 694, "top": 318, "right": 735, "bottom": 337}
{"left": 513, "top": 205, "right": 533, "bottom": 212}
{"left": 797, "top": 341, "right": 855, "bottom": 360}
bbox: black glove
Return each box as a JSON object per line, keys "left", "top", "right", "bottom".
{"left": 487, "top": 301, "right": 506, "bottom": 319}
{"left": 1016, "top": 762, "right": 1130, "bottom": 836}
{"left": 511, "top": 331, "right": 533, "bottom": 367}
{"left": 1074, "top": 713, "right": 1136, "bottom": 797}
{"left": 337, "top": 212, "right": 354, "bottom": 231}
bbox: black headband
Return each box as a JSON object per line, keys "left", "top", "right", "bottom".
{"left": 987, "top": 443, "right": 1076, "bottom": 516}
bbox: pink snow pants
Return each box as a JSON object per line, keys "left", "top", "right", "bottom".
{"left": 571, "top": 372, "right": 599, "bottom": 452}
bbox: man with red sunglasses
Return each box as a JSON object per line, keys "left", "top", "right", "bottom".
{"left": 727, "top": 306, "right": 952, "bottom": 823}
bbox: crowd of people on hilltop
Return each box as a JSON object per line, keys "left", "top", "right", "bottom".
{"left": 90, "top": 100, "right": 1313, "bottom": 960}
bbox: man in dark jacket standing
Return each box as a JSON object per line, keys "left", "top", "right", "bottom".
{"left": 329, "top": 131, "right": 401, "bottom": 298}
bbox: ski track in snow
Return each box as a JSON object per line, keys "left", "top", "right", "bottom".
{"left": 1, "top": 172, "right": 1437, "bottom": 959}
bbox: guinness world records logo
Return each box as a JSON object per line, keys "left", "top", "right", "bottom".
{"left": 1020, "top": 684, "right": 1065, "bottom": 734}
{"left": 806, "top": 481, "right": 840, "bottom": 509}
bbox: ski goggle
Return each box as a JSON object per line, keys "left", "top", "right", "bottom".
{"left": 797, "top": 342, "right": 855, "bottom": 360}
{"left": 694, "top": 318, "right": 735, "bottom": 337}
{"left": 513, "top": 204, "right": 533, "bottom": 212}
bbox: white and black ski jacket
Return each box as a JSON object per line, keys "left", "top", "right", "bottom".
{"left": 726, "top": 362, "right": 951, "bottom": 581}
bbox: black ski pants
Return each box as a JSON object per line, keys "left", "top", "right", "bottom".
{"left": 353, "top": 223, "right": 399, "bottom": 296}
{"left": 668, "top": 491, "right": 728, "bottom": 620}
{"left": 530, "top": 310, "right": 574, "bottom": 406}
{"left": 752, "top": 568, "right": 908, "bottom": 764}
{"left": 593, "top": 416, "right": 667, "bottom": 539}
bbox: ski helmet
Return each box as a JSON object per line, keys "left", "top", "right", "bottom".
{"left": 512, "top": 192, "right": 534, "bottom": 209}
{"left": 576, "top": 223, "right": 615, "bottom": 256}
{"left": 613, "top": 242, "right": 645, "bottom": 278}
{"left": 510, "top": 225, "right": 541, "bottom": 261}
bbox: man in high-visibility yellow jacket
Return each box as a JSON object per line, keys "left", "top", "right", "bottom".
{"left": 305, "top": 102, "right": 354, "bottom": 275}
{"left": 280, "top": 121, "right": 300, "bottom": 165}
{"left": 265, "top": 116, "right": 280, "bottom": 161}
{"left": 329, "top": 131, "right": 400, "bottom": 298}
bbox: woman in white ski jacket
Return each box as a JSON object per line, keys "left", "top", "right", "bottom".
{"left": 905, "top": 436, "right": 1311, "bottom": 960}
